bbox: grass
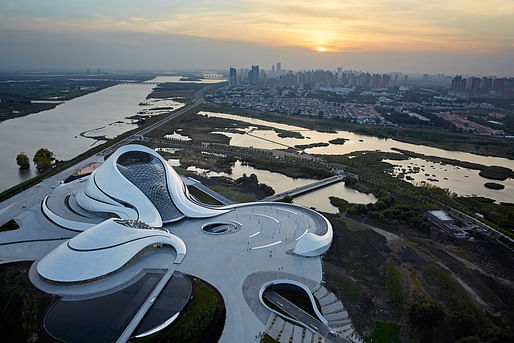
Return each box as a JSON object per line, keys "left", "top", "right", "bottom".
{"left": 261, "top": 334, "right": 278, "bottom": 343}
{"left": 0, "top": 262, "right": 57, "bottom": 342}
{"left": 187, "top": 185, "right": 223, "bottom": 205}
{"left": 369, "top": 321, "right": 401, "bottom": 343}
{"left": 0, "top": 219, "right": 19, "bottom": 232}
{"left": 136, "top": 278, "right": 225, "bottom": 343}
{"left": 449, "top": 248, "right": 473, "bottom": 262}
{"left": 385, "top": 258, "right": 405, "bottom": 318}
{"left": 207, "top": 185, "right": 256, "bottom": 203}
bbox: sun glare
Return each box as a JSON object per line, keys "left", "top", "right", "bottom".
{"left": 316, "top": 46, "right": 326, "bottom": 52}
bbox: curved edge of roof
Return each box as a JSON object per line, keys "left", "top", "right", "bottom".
{"left": 96, "top": 146, "right": 164, "bottom": 227}
{"left": 223, "top": 201, "right": 333, "bottom": 257}
{"left": 115, "top": 144, "right": 230, "bottom": 219}
{"left": 36, "top": 219, "right": 186, "bottom": 283}
{"left": 42, "top": 196, "right": 96, "bottom": 232}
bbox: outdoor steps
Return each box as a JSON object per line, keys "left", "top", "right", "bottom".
{"left": 324, "top": 311, "right": 349, "bottom": 322}
{"left": 292, "top": 326, "right": 303, "bottom": 343}
{"left": 332, "top": 323, "right": 353, "bottom": 333}
{"left": 303, "top": 329, "right": 313, "bottom": 343}
{"left": 329, "top": 317, "right": 352, "bottom": 327}
{"left": 318, "top": 293, "right": 337, "bottom": 306}
{"left": 313, "top": 286, "right": 328, "bottom": 299}
{"left": 268, "top": 315, "right": 285, "bottom": 340}
{"left": 280, "top": 322, "right": 294, "bottom": 343}
{"left": 321, "top": 300, "right": 344, "bottom": 315}
{"left": 310, "top": 284, "right": 322, "bottom": 294}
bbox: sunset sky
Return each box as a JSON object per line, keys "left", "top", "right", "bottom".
{"left": 1, "top": 0, "right": 513, "bottom": 74}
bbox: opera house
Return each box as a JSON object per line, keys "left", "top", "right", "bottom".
{"left": 16, "top": 144, "right": 363, "bottom": 342}
{"left": 38, "top": 144, "right": 332, "bottom": 284}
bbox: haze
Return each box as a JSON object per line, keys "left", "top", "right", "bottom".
{"left": 1, "top": 0, "right": 513, "bottom": 75}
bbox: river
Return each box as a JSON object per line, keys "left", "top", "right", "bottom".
{"left": 198, "top": 111, "right": 514, "bottom": 203}
{"left": 0, "top": 76, "right": 225, "bottom": 192}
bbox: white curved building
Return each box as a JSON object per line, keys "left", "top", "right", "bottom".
{"left": 76, "top": 144, "right": 230, "bottom": 227}
{"left": 37, "top": 218, "right": 186, "bottom": 283}
{"left": 37, "top": 144, "right": 333, "bottom": 285}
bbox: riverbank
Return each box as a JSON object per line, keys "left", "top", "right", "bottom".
{"left": 203, "top": 104, "right": 514, "bottom": 160}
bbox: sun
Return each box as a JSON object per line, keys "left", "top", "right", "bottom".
{"left": 315, "top": 46, "right": 326, "bottom": 52}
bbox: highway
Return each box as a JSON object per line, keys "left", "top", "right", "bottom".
{"left": 0, "top": 83, "right": 221, "bottom": 225}
{"left": 263, "top": 291, "right": 349, "bottom": 343}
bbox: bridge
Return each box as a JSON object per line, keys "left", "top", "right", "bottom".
{"left": 262, "top": 173, "right": 345, "bottom": 202}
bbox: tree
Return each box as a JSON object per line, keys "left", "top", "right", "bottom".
{"left": 16, "top": 153, "right": 30, "bottom": 169}
{"left": 33, "top": 148, "right": 54, "bottom": 171}
{"left": 408, "top": 299, "right": 445, "bottom": 328}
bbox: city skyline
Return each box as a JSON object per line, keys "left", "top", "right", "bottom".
{"left": 0, "top": 0, "right": 513, "bottom": 74}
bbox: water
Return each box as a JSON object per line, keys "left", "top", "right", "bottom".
{"left": 384, "top": 158, "right": 514, "bottom": 203}
{"left": 147, "top": 76, "right": 225, "bottom": 84}
{"left": 293, "top": 182, "right": 377, "bottom": 214}
{"left": 198, "top": 111, "right": 514, "bottom": 203}
{"left": 0, "top": 84, "right": 157, "bottom": 191}
{"left": 201, "top": 111, "right": 514, "bottom": 170}
{"left": 184, "top": 160, "right": 376, "bottom": 212}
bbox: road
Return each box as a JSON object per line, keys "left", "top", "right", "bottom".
{"left": 116, "top": 264, "right": 178, "bottom": 343}
{"left": 0, "top": 83, "right": 221, "bottom": 225}
{"left": 263, "top": 291, "right": 349, "bottom": 343}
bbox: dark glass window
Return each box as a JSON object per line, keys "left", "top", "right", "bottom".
{"left": 117, "top": 151, "right": 183, "bottom": 222}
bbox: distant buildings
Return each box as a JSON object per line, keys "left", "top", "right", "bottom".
{"left": 450, "top": 75, "right": 513, "bottom": 98}
{"left": 229, "top": 67, "right": 237, "bottom": 87}
{"left": 248, "top": 65, "right": 259, "bottom": 85}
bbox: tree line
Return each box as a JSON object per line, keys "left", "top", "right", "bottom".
{"left": 16, "top": 148, "right": 55, "bottom": 172}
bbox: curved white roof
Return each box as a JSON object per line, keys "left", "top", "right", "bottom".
{"left": 77, "top": 144, "right": 229, "bottom": 227}
{"left": 37, "top": 219, "right": 186, "bottom": 283}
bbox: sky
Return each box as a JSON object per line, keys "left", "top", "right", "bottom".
{"left": 1, "top": 0, "right": 513, "bottom": 75}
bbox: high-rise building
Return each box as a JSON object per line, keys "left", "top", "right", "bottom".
{"left": 248, "top": 65, "right": 259, "bottom": 85}
{"left": 228, "top": 67, "right": 237, "bottom": 88}
{"left": 276, "top": 62, "right": 281, "bottom": 76}
{"left": 493, "top": 78, "right": 505, "bottom": 95}
{"left": 382, "top": 74, "right": 391, "bottom": 88}
{"left": 451, "top": 75, "right": 462, "bottom": 93}
{"left": 481, "top": 77, "right": 492, "bottom": 94}
{"left": 471, "top": 77, "right": 481, "bottom": 94}
{"left": 337, "top": 67, "right": 343, "bottom": 81}
{"left": 371, "top": 74, "right": 382, "bottom": 89}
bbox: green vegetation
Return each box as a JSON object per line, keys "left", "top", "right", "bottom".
{"left": 260, "top": 334, "right": 278, "bottom": 343}
{"left": 0, "top": 219, "right": 19, "bottom": 232}
{"left": 407, "top": 299, "right": 445, "bottom": 329}
{"left": 294, "top": 142, "right": 329, "bottom": 149}
{"left": 16, "top": 153, "right": 29, "bottom": 169}
{"left": 385, "top": 258, "right": 405, "bottom": 318}
{"left": 369, "top": 321, "right": 401, "bottom": 343}
{"left": 202, "top": 103, "right": 514, "bottom": 159}
{"left": 0, "top": 76, "right": 128, "bottom": 121}
{"left": 0, "top": 262, "right": 57, "bottom": 342}
{"left": 329, "top": 196, "right": 350, "bottom": 212}
{"left": 391, "top": 148, "right": 514, "bottom": 181}
{"left": 136, "top": 278, "right": 225, "bottom": 343}
{"left": 236, "top": 173, "right": 275, "bottom": 196}
{"left": 33, "top": 148, "right": 54, "bottom": 171}
{"left": 484, "top": 182, "right": 504, "bottom": 190}
{"left": 148, "top": 82, "right": 205, "bottom": 100}
{"left": 328, "top": 137, "right": 349, "bottom": 145}
{"left": 478, "top": 166, "right": 514, "bottom": 181}
{"left": 207, "top": 185, "right": 256, "bottom": 203}
{"left": 187, "top": 185, "right": 222, "bottom": 205}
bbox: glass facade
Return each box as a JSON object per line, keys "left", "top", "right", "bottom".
{"left": 117, "top": 151, "right": 183, "bottom": 222}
